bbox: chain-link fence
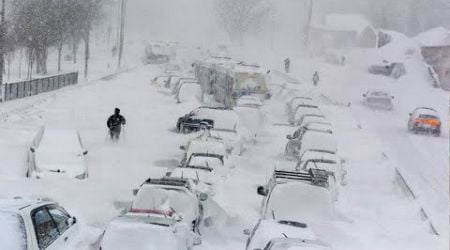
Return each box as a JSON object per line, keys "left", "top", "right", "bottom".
{"left": 2, "top": 72, "right": 78, "bottom": 101}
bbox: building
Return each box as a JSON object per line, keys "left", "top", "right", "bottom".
{"left": 309, "top": 14, "right": 378, "bottom": 56}
{"left": 415, "top": 27, "right": 450, "bottom": 90}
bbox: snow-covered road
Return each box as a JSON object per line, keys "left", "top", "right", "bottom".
{"left": 0, "top": 51, "right": 447, "bottom": 249}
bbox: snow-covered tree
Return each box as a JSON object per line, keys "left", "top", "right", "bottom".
{"left": 214, "top": 0, "right": 272, "bottom": 45}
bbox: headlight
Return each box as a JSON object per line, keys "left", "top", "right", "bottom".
{"left": 75, "top": 173, "right": 86, "bottom": 180}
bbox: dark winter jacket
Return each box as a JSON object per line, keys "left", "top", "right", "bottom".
{"left": 107, "top": 114, "right": 126, "bottom": 129}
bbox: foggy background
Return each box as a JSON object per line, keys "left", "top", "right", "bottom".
{"left": 124, "top": 0, "right": 450, "bottom": 50}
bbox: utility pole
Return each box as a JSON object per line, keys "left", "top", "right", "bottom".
{"left": 117, "top": 0, "right": 126, "bottom": 68}
{"left": 0, "top": 0, "right": 5, "bottom": 102}
{"left": 304, "top": 0, "right": 313, "bottom": 53}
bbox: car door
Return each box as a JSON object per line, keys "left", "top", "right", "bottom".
{"left": 45, "top": 205, "right": 78, "bottom": 250}
{"left": 31, "top": 206, "right": 61, "bottom": 249}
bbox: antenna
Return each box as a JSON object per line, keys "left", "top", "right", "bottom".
{"left": 196, "top": 171, "right": 200, "bottom": 182}
{"left": 282, "top": 233, "right": 288, "bottom": 238}
{"left": 272, "top": 210, "right": 276, "bottom": 220}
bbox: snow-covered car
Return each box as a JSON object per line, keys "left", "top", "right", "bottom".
{"left": 296, "top": 114, "right": 330, "bottom": 128}
{"left": 180, "top": 135, "right": 228, "bottom": 166}
{"left": 209, "top": 127, "right": 244, "bottom": 155}
{"left": 236, "top": 95, "right": 263, "bottom": 108}
{"left": 407, "top": 107, "right": 441, "bottom": 136}
{"left": 99, "top": 213, "right": 200, "bottom": 250}
{"left": 368, "top": 62, "right": 406, "bottom": 79}
{"left": 151, "top": 75, "right": 170, "bottom": 88}
{"left": 176, "top": 81, "right": 201, "bottom": 104}
{"left": 362, "top": 90, "right": 394, "bottom": 110}
{"left": 168, "top": 154, "right": 225, "bottom": 195}
{"left": 234, "top": 105, "right": 266, "bottom": 141}
{"left": 143, "top": 42, "right": 170, "bottom": 64}
{"left": 286, "top": 96, "right": 314, "bottom": 117}
{"left": 171, "top": 78, "right": 197, "bottom": 95}
{"left": 297, "top": 149, "right": 347, "bottom": 186}
{"left": 261, "top": 238, "right": 331, "bottom": 250}
{"left": 244, "top": 219, "right": 317, "bottom": 250}
{"left": 0, "top": 198, "right": 79, "bottom": 250}
{"left": 176, "top": 106, "right": 239, "bottom": 134}
{"left": 285, "top": 125, "right": 334, "bottom": 160}
{"left": 131, "top": 177, "right": 208, "bottom": 234}
{"left": 296, "top": 130, "right": 338, "bottom": 159}
{"left": 165, "top": 64, "right": 183, "bottom": 75}
{"left": 27, "top": 127, "right": 89, "bottom": 179}
{"left": 257, "top": 169, "right": 335, "bottom": 224}
{"left": 289, "top": 106, "right": 322, "bottom": 125}
{"left": 168, "top": 166, "right": 217, "bottom": 196}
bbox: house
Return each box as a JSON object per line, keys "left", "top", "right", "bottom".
{"left": 309, "top": 14, "right": 378, "bottom": 56}
{"left": 415, "top": 27, "right": 450, "bottom": 90}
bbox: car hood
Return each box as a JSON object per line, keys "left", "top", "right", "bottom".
{"left": 34, "top": 151, "right": 86, "bottom": 176}
{"left": 101, "top": 218, "right": 188, "bottom": 250}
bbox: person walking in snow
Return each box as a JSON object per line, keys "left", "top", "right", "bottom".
{"left": 107, "top": 108, "right": 126, "bottom": 141}
{"left": 284, "top": 58, "right": 291, "bottom": 73}
{"left": 313, "top": 71, "right": 320, "bottom": 86}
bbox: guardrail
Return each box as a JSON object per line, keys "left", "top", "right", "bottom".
{"left": 2, "top": 72, "right": 78, "bottom": 101}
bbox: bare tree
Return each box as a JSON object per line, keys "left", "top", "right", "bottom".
{"left": 215, "top": 0, "right": 271, "bottom": 45}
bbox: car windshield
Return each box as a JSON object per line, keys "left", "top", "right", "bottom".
{"left": 0, "top": 212, "right": 27, "bottom": 250}
{"left": 370, "top": 91, "right": 388, "bottom": 96}
{"left": 266, "top": 182, "right": 333, "bottom": 222}
{"left": 132, "top": 186, "right": 195, "bottom": 217}
{"left": 188, "top": 155, "right": 223, "bottom": 168}
{"left": 367, "top": 97, "right": 391, "bottom": 105}
{"left": 38, "top": 130, "right": 82, "bottom": 153}
{"left": 419, "top": 114, "right": 438, "bottom": 120}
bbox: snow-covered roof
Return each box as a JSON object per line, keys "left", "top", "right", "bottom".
{"left": 0, "top": 198, "right": 43, "bottom": 212}
{"left": 324, "top": 13, "right": 373, "bottom": 34}
{"left": 414, "top": 27, "right": 450, "bottom": 47}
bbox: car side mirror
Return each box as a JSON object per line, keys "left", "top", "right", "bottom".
{"left": 286, "top": 135, "right": 293, "bottom": 140}
{"left": 243, "top": 229, "right": 251, "bottom": 235}
{"left": 391, "top": 96, "right": 395, "bottom": 99}
{"left": 179, "top": 145, "right": 186, "bottom": 151}
{"left": 362, "top": 94, "right": 366, "bottom": 97}
{"left": 132, "top": 188, "right": 138, "bottom": 196}
{"left": 83, "top": 150, "right": 88, "bottom": 155}
{"left": 257, "top": 186, "right": 268, "bottom": 196}
{"left": 165, "top": 172, "right": 171, "bottom": 177}
{"left": 67, "top": 216, "right": 77, "bottom": 226}
{"left": 199, "top": 193, "right": 208, "bottom": 202}
{"left": 408, "top": 113, "right": 412, "bottom": 116}
{"left": 30, "top": 147, "right": 35, "bottom": 153}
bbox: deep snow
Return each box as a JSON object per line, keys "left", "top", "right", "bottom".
{"left": 0, "top": 42, "right": 447, "bottom": 250}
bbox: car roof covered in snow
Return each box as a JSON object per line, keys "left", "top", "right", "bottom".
{"left": 299, "top": 150, "right": 338, "bottom": 163}
{"left": 253, "top": 219, "right": 316, "bottom": 248}
{"left": 299, "top": 131, "right": 337, "bottom": 155}
{"left": 414, "top": 27, "right": 450, "bottom": 47}
{"left": 414, "top": 107, "right": 437, "bottom": 114}
{"left": 186, "top": 139, "right": 227, "bottom": 158}
{"left": 0, "top": 198, "right": 47, "bottom": 212}
{"left": 302, "top": 123, "right": 333, "bottom": 133}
